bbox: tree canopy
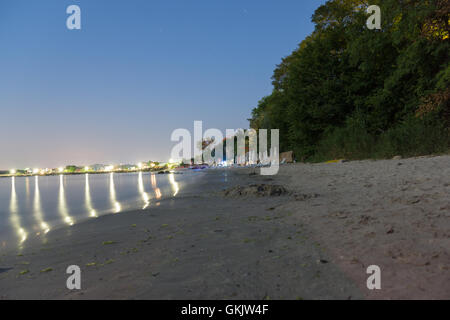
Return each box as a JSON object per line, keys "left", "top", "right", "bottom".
{"left": 249, "top": 0, "right": 449, "bottom": 161}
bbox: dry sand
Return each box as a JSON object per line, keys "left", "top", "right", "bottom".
{"left": 262, "top": 154, "right": 450, "bottom": 299}
{"left": 0, "top": 155, "right": 449, "bottom": 299}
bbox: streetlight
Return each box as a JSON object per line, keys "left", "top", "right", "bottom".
{"left": 10, "top": 169, "right": 16, "bottom": 175}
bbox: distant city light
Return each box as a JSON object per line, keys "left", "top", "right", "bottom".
{"left": 1, "top": 160, "right": 183, "bottom": 177}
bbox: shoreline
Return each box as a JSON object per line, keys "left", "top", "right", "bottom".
{"left": 0, "top": 169, "right": 186, "bottom": 179}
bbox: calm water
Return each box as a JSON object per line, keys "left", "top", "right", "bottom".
{"left": 0, "top": 172, "right": 191, "bottom": 251}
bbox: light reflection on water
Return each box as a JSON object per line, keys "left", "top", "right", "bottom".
{"left": 34, "top": 176, "right": 50, "bottom": 235}
{"left": 9, "top": 177, "right": 27, "bottom": 248}
{"left": 138, "top": 172, "right": 150, "bottom": 210}
{"left": 0, "top": 172, "right": 184, "bottom": 250}
{"left": 109, "top": 173, "right": 121, "bottom": 214}
{"left": 85, "top": 174, "right": 97, "bottom": 218}
{"left": 169, "top": 173, "right": 179, "bottom": 197}
{"left": 59, "top": 175, "right": 75, "bottom": 226}
{"left": 151, "top": 174, "right": 162, "bottom": 200}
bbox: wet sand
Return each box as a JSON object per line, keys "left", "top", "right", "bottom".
{"left": 0, "top": 155, "right": 449, "bottom": 299}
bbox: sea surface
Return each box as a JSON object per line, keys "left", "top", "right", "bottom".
{"left": 0, "top": 171, "right": 203, "bottom": 251}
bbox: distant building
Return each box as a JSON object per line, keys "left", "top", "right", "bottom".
{"left": 120, "top": 164, "right": 136, "bottom": 171}
{"left": 90, "top": 164, "right": 107, "bottom": 172}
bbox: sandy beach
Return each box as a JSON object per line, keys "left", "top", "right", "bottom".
{"left": 0, "top": 155, "right": 449, "bottom": 299}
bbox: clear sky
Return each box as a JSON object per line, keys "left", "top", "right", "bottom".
{"left": 0, "top": 0, "right": 326, "bottom": 169}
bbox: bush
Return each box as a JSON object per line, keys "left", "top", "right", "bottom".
{"left": 376, "top": 114, "right": 450, "bottom": 158}
{"left": 312, "top": 113, "right": 449, "bottom": 161}
{"left": 314, "top": 112, "right": 376, "bottom": 161}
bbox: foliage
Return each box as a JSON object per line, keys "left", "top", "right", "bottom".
{"left": 249, "top": 0, "right": 449, "bottom": 160}
{"left": 64, "top": 165, "right": 77, "bottom": 173}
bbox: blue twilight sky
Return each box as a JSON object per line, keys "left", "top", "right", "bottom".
{"left": 0, "top": 0, "right": 326, "bottom": 169}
